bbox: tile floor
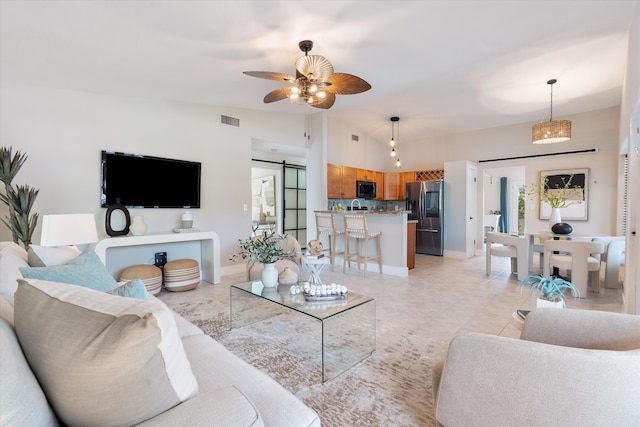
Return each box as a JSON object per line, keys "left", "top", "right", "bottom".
{"left": 159, "top": 253, "right": 624, "bottom": 343}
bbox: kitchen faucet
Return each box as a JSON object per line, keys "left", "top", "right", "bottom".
{"left": 350, "top": 199, "right": 361, "bottom": 211}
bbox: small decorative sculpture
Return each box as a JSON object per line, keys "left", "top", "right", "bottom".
{"left": 105, "top": 198, "right": 131, "bottom": 236}
{"left": 278, "top": 267, "right": 298, "bottom": 285}
{"left": 307, "top": 240, "right": 324, "bottom": 256}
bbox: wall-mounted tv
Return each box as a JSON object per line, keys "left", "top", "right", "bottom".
{"left": 101, "top": 151, "right": 201, "bottom": 208}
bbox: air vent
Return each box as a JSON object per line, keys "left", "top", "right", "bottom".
{"left": 221, "top": 115, "right": 240, "bottom": 127}
{"left": 351, "top": 134, "right": 359, "bottom": 141}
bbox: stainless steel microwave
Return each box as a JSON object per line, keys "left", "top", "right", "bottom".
{"left": 356, "top": 180, "right": 376, "bottom": 199}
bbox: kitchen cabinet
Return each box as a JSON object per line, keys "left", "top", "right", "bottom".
{"left": 384, "top": 172, "right": 401, "bottom": 200}
{"left": 385, "top": 171, "right": 418, "bottom": 200}
{"left": 374, "top": 172, "right": 384, "bottom": 200}
{"left": 356, "top": 169, "right": 376, "bottom": 181}
{"left": 327, "top": 164, "right": 357, "bottom": 199}
{"left": 357, "top": 169, "right": 384, "bottom": 199}
{"left": 407, "top": 221, "right": 416, "bottom": 270}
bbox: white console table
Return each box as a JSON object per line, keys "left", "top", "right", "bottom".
{"left": 94, "top": 231, "right": 221, "bottom": 284}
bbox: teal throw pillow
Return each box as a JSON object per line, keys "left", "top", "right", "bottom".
{"left": 107, "top": 279, "right": 149, "bottom": 300}
{"left": 19, "top": 249, "right": 118, "bottom": 292}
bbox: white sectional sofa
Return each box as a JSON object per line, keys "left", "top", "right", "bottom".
{"left": 0, "top": 242, "right": 321, "bottom": 426}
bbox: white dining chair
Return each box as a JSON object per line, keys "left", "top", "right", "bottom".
{"left": 486, "top": 232, "right": 529, "bottom": 281}
{"left": 543, "top": 240, "right": 605, "bottom": 297}
{"left": 591, "top": 236, "right": 625, "bottom": 289}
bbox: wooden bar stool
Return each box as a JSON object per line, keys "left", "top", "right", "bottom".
{"left": 343, "top": 214, "right": 382, "bottom": 278}
{"left": 315, "top": 212, "right": 344, "bottom": 271}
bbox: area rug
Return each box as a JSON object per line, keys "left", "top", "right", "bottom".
{"left": 170, "top": 297, "right": 449, "bottom": 427}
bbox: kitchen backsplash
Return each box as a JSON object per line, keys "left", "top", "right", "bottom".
{"left": 328, "top": 199, "right": 405, "bottom": 212}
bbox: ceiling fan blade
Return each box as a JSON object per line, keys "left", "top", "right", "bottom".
{"left": 295, "top": 55, "right": 334, "bottom": 81}
{"left": 325, "top": 73, "right": 372, "bottom": 94}
{"left": 263, "top": 88, "right": 290, "bottom": 103}
{"left": 310, "top": 93, "right": 336, "bottom": 109}
{"left": 243, "top": 71, "right": 295, "bottom": 82}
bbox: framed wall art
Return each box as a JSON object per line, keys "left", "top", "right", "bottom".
{"left": 538, "top": 168, "right": 589, "bottom": 221}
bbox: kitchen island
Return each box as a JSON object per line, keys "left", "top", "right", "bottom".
{"left": 315, "top": 210, "right": 410, "bottom": 277}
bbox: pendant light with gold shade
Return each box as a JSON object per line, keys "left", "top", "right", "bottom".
{"left": 532, "top": 79, "right": 571, "bottom": 144}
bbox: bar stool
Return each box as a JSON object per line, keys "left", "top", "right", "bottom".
{"left": 343, "top": 214, "right": 382, "bottom": 278}
{"left": 315, "top": 212, "right": 344, "bottom": 271}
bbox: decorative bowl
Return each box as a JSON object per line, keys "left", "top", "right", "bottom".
{"left": 551, "top": 222, "right": 573, "bottom": 235}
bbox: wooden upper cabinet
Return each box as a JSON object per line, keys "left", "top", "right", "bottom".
{"left": 356, "top": 168, "right": 376, "bottom": 182}
{"left": 384, "top": 172, "right": 401, "bottom": 200}
{"left": 327, "top": 164, "right": 343, "bottom": 199}
{"left": 342, "top": 166, "right": 357, "bottom": 198}
{"left": 402, "top": 171, "right": 416, "bottom": 186}
{"left": 327, "top": 164, "right": 357, "bottom": 199}
{"left": 374, "top": 171, "right": 384, "bottom": 200}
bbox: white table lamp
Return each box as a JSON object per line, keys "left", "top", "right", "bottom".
{"left": 40, "top": 214, "right": 99, "bottom": 246}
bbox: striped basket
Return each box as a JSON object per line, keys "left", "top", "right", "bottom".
{"left": 163, "top": 259, "right": 200, "bottom": 292}
{"left": 119, "top": 264, "right": 163, "bottom": 295}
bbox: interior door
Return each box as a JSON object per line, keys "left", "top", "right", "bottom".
{"left": 283, "top": 164, "right": 307, "bottom": 250}
{"left": 466, "top": 164, "right": 477, "bottom": 258}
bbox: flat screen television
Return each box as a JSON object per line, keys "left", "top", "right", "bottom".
{"left": 101, "top": 151, "right": 201, "bottom": 208}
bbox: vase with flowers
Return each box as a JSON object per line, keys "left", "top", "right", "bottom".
{"left": 528, "top": 173, "right": 585, "bottom": 230}
{"left": 230, "top": 231, "right": 294, "bottom": 287}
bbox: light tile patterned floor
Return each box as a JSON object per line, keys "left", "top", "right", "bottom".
{"left": 160, "top": 253, "right": 624, "bottom": 343}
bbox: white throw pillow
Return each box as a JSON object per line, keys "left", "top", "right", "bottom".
{"left": 13, "top": 279, "right": 199, "bottom": 426}
{"left": 0, "top": 242, "right": 28, "bottom": 300}
{"left": 27, "top": 245, "right": 81, "bottom": 267}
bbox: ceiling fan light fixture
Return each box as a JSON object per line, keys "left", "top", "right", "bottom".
{"left": 243, "top": 40, "right": 370, "bottom": 110}
{"left": 532, "top": 79, "right": 572, "bottom": 144}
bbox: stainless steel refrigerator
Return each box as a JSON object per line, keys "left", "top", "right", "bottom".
{"left": 406, "top": 181, "right": 444, "bottom": 256}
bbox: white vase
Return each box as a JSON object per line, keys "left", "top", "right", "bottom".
{"left": 536, "top": 297, "right": 564, "bottom": 308}
{"left": 181, "top": 211, "right": 193, "bottom": 229}
{"left": 549, "top": 207, "right": 562, "bottom": 230}
{"left": 130, "top": 215, "right": 148, "bottom": 236}
{"left": 261, "top": 263, "right": 278, "bottom": 288}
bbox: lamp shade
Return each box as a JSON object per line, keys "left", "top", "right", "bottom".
{"left": 532, "top": 120, "right": 572, "bottom": 144}
{"left": 40, "top": 214, "right": 99, "bottom": 246}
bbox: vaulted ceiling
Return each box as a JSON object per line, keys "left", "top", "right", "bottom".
{"left": 1, "top": 0, "right": 637, "bottom": 144}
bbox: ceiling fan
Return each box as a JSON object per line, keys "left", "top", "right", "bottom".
{"left": 243, "top": 40, "right": 372, "bottom": 109}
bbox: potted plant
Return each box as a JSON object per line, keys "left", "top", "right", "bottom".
{"left": 230, "top": 230, "right": 294, "bottom": 287}
{"left": 0, "top": 147, "right": 39, "bottom": 249}
{"left": 527, "top": 173, "right": 586, "bottom": 229}
{"left": 519, "top": 274, "right": 580, "bottom": 308}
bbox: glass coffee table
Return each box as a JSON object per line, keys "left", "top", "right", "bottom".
{"left": 230, "top": 281, "right": 376, "bottom": 382}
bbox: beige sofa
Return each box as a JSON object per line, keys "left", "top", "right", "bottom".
{"left": 432, "top": 308, "right": 640, "bottom": 426}
{"left": 0, "top": 242, "right": 320, "bottom": 426}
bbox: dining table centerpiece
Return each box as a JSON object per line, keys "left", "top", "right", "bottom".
{"left": 528, "top": 173, "right": 585, "bottom": 229}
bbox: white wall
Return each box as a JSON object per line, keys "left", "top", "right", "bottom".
{"left": 443, "top": 107, "right": 620, "bottom": 246}
{"left": 327, "top": 116, "right": 389, "bottom": 171}
{"left": 0, "top": 83, "right": 307, "bottom": 273}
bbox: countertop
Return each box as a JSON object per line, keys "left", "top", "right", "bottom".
{"left": 315, "top": 210, "right": 411, "bottom": 215}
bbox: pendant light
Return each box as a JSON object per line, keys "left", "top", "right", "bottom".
{"left": 390, "top": 117, "right": 401, "bottom": 167}
{"left": 532, "top": 79, "right": 571, "bottom": 144}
